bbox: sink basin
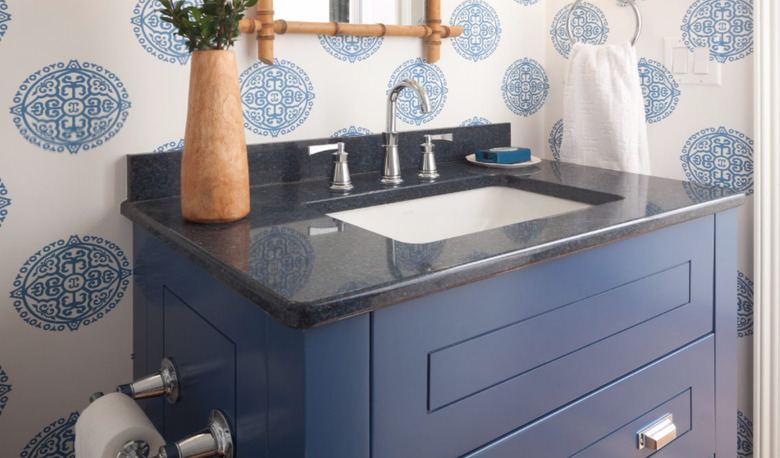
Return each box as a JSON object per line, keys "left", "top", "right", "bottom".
{"left": 327, "top": 186, "right": 594, "bottom": 244}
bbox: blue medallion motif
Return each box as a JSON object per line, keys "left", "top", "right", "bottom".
{"left": 549, "top": 118, "right": 564, "bottom": 161}
{"left": 504, "top": 219, "right": 548, "bottom": 244}
{"left": 738, "top": 410, "right": 753, "bottom": 457}
{"left": 681, "top": 0, "right": 754, "bottom": 64}
{"left": 0, "top": 365, "right": 11, "bottom": 416}
{"left": 646, "top": 203, "right": 663, "bottom": 216}
{"left": 450, "top": 0, "right": 502, "bottom": 62}
{"left": 10, "top": 60, "right": 132, "bottom": 154}
{"left": 394, "top": 241, "right": 445, "bottom": 271}
{"left": 154, "top": 138, "right": 184, "bottom": 152}
{"left": 514, "top": 0, "right": 540, "bottom": 4}
{"left": 680, "top": 126, "right": 754, "bottom": 195}
{"left": 20, "top": 412, "right": 78, "bottom": 458}
{"left": 738, "top": 271, "right": 754, "bottom": 338}
{"left": 10, "top": 235, "right": 132, "bottom": 332}
{"left": 387, "top": 58, "right": 448, "bottom": 126}
{"left": 332, "top": 126, "right": 371, "bottom": 138}
{"left": 132, "top": 0, "right": 196, "bottom": 65}
{"left": 682, "top": 180, "right": 725, "bottom": 203}
{"left": 249, "top": 227, "right": 314, "bottom": 297}
{"left": 638, "top": 58, "right": 681, "bottom": 124}
{"left": 0, "top": 0, "right": 10, "bottom": 43}
{"left": 461, "top": 116, "right": 491, "bottom": 126}
{"left": 502, "top": 58, "right": 549, "bottom": 117}
{"left": 0, "top": 176, "right": 10, "bottom": 230}
{"left": 551, "top": 2, "right": 609, "bottom": 58}
{"left": 318, "top": 35, "right": 383, "bottom": 63}
{"left": 240, "top": 59, "right": 316, "bottom": 138}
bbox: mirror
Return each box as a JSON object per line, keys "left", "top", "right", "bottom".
{"left": 276, "top": 0, "right": 426, "bottom": 26}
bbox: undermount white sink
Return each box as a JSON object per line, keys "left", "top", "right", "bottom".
{"left": 327, "top": 186, "right": 594, "bottom": 244}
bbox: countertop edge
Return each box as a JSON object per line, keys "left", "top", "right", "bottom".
{"left": 121, "top": 192, "right": 745, "bottom": 329}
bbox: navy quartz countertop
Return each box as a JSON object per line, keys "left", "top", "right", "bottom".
{"left": 121, "top": 125, "right": 744, "bottom": 328}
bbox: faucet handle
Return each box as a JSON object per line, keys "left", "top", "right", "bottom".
{"left": 308, "top": 143, "right": 340, "bottom": 155}
{"left": 309, "top": 142, "right": 353, "bottom": 191}
{"left": 425, "top": 133, "right": 453, "bottom": 143}
{"left": 419, "top": 134, "right": 453, "bottom": 180}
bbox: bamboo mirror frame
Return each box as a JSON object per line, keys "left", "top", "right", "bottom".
{"left": 238, "top": 0, "right": 464, "bottom": 64}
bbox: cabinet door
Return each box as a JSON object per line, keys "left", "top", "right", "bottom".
{"left": 163, "top": 288, "right": 236, "bottom": 443}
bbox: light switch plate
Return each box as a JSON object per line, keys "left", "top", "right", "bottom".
{"left": 664, "top": 37, "right": 722, "bottom": 85}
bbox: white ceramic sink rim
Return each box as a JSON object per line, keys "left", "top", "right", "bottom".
{"left": 327, "top": 186, "right": 594, "bottom": 244}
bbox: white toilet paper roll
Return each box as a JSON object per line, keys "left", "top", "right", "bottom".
{"left": 75, "top": 392, "right": 165, "bottom": 458}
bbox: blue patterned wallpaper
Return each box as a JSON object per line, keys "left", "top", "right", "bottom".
{"left": 638, "top": 58, "right": 681, "bottom": 123}
{"left": 680, "top": 126, "right": 754, "bottom": 196}
{"left": 10, "top": 61, "right": 132, "bottom": 154}
{"left": 681, "top": 0, "right": 754, "bottom": 64}
{"left": 738, "top": 271, "right": 754, "bottom": 338}
{"left": 738, "top": 410, "right": 754, "bottom": 457}
{"left": 0, "top": 0, "right": 9, "bottom": 43}
{"left": 319, "top": 35, "right": 383, "bottom": 63}
{"left": 461, "top": 116, "right": 491, "bottom": 126}
{"left": 502, "top": 58, "right": 549, "bottom": 117}
{"left": 0, "top": 365, "right": 10, "bottom": 416}
{"left": 132, "top": 0, "right": 196, "bottom": 65}
{"left": 0, "top": 177, "right": 10, "bottom": 230}
{"left": 551, "top": 2, "right": 609, "bottom": 58}
{"left": 240, "top": 59, "right": 316, "bottom": 138}
{"left": 450, "top": 0, "right": 502, "bottom": 62}
{"left": 20, "top": 413, "right": 78, "bottom": 458}
{"left": 549, "top": 118, "right": 563, "bottom": 161}
{"left": 332, "top": 126, "right": 372, "bottom": 137}
{"left": 387, "top": 58, "right": 448, "bottom": 126}
{"left": 10, "top": 235, "right": 131, "bottom": 332}
{"left": 155, "top": 138, "right": 184, "bottom": 152}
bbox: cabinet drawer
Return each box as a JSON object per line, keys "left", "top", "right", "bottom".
{"left": 466, "top": 336, "right": 714, "bottom": 457}
{"left": 372, "top": 217, "right": 714, "bottom": 458}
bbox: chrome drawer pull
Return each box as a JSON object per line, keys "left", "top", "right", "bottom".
{"left": 637, "top": 413, "right": 677, "bottom": 450}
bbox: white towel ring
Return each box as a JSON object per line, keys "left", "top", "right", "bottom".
{"left": 566, "top": 0, "right": 642, "bottom": 47}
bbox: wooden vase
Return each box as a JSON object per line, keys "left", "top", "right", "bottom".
{"left": 181, "top": 50, "right": 250, "bottom": 224}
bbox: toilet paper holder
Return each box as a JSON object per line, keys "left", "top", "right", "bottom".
{"left": 117, "top": 357, "right": 180, "bottom": 405}
{"left": 87, "top": 394, "right": 233, "bottom": 458}
{"left": 113, "top": 410, "right": 233, "bottom": 458}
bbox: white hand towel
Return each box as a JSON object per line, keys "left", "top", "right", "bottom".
{"left": 559, "top": 42, "right": 650, "bottom": 175}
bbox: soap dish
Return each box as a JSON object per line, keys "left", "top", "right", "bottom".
{"left": 465, "top": 154, "right": 542, "bottom": 169}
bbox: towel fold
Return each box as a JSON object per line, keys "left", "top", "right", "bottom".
{"left": 559, "top": 42, "right": 650, "bottom": 175}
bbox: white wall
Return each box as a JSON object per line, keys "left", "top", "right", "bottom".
{"left": 0, "top": 0, "right": 754, "bottom": 455}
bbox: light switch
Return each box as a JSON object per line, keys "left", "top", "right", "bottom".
{"left": 672, "top": 47, "right": 689, "bottom": 73}
{"left": 664, "top": 37, "right": 722, "bottom": 86}
{"left": 693, "top": 47, "right": 710, "bottom": 74}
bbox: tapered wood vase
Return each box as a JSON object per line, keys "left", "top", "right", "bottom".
{"left": 181, "top": 50, "right": 250, "bottom": 223}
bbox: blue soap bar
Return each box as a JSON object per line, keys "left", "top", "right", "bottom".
{"left": 475, "top": 147, "right": 532, "bottom": 164}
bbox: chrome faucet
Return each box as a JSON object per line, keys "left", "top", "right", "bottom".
{"left": 382, "top": 79, "right": 431, "bottom": 185}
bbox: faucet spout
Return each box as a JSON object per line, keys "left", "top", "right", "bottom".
{"left": 386, "top": 79, "right": 431, "bottom": 141}
{"left": 382, "top": 79, "right": 431, "bottom": 185}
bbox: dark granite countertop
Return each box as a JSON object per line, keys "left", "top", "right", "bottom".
{"left": 121, "top": 125, "right": 744, "bottom": 328}
{"left": 121, "top": 162, "right": 744, "bottom": 329}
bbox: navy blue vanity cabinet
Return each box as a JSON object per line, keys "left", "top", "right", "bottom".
{"left": 132, "top": 210, "right": 737, "bottom": 457}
